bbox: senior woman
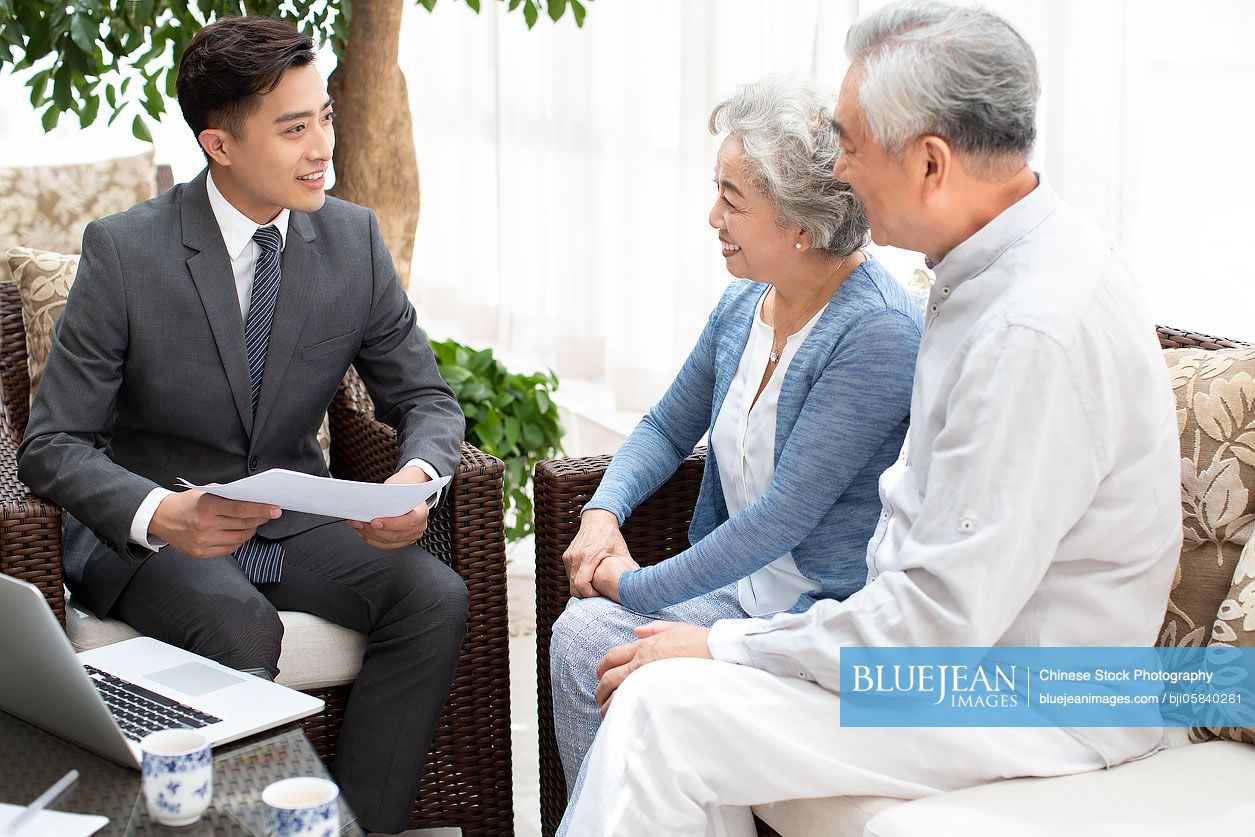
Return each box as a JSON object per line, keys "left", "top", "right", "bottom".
{"left": 550, "top": 76, "right": 923, "bottom": 789}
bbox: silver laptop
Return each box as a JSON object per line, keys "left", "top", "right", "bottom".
{"left": 0, "top": 573, "right": 323, "bottom": 768}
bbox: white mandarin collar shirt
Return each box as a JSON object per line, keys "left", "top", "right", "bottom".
{"left": 708, "top": 177, "right": 1183, "bottom": 765}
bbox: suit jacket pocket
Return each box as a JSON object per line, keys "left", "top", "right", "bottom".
{"left": 300, "top": 329, "right": 360, "bottom": 361}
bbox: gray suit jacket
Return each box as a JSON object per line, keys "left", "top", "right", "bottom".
{"left": 17, "top": 170, "right": 465, "bottom": 617}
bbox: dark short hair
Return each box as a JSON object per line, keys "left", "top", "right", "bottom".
{"left": 176, "top": 16, "right": 316, "bottom": 141}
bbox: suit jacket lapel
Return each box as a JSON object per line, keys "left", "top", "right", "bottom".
{"left": 252, "top": 211, "right": 321, "bottom": 437}
{"left": 181, "top": 172, "right": 254, "bottom": 437}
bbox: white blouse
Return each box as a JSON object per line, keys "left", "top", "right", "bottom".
{"left": 710, "top": 289, "right": 823, "bottom": 616}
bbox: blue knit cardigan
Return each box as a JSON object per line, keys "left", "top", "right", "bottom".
{"left": 587, "top": 259, "right": 923, "bottom": 615}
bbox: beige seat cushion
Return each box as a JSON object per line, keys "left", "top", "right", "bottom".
{"left": 66, "top": 601, "right": 365, "bottom": 691}
{"left": 754, "top": 795, "right": 904, "bottom": 836}
{"left": 1159, "top": 347, "right": 1255, "bottom": 647}
{"left": 0, "top": 153, "right": 154, "bottom": 282}
{"left": 860, "top": 740, "right": 1255, "bottom": 837}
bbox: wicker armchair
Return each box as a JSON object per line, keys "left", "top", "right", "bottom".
{"left": 532, "top": 325, "right": 1251, "bottom": 837}
{"left": 0, "top": 280, "right": 513, "bottom": 835}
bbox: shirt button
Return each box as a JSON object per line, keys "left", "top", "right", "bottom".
{"left": 930, "top": 304, "right": 938, "bottom": 314}
{"left": 940, "top": 286, "right": 951, "bottom": 296}
{"left": 249, "top": 456, "right": 260, "bottom": 471}
{"left": 960, "top": 519, "right": 974, "bottom": 533}
{"left": 798, "top": 671, "right": 810, "bottom": 680}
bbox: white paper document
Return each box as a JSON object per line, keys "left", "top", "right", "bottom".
{"left": 178, "top": 469, "right": 452, "bottom": 521}
{"left": 0, "top": 803, "right": 107, "bottom": 836}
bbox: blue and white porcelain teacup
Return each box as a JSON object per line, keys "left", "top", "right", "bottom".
{"left": 262, "top": 777, "right": 340, "bottom": 837}
{"left": 139, "top": 729, "right": 213, "bottom": 826}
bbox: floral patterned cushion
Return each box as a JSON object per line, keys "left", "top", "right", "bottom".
{"left": 5, "top": 246, "right": 78, "bottom": 405}
{"left": 1159, "top": 347, "right": 1255, "bottom": 647}
{"left": 0, "top": 153, "right": 154, "bottom": 283}
{"left": 3, "top": 246, "right": 333, "bottom": 464}
{"left": 1191, "top": 534, "right": 1255, "bottom": 744}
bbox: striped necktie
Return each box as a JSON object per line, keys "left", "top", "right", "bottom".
{"left": 233, "top": 224, "right": 285, "bottom": 584}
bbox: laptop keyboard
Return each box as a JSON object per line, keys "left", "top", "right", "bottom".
{"left": 84, "top": 665, "right": 222, "bottom": 742}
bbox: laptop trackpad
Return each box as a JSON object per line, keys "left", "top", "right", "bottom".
{"left": 145, "top": 662, "right": 245, "bottom": 697}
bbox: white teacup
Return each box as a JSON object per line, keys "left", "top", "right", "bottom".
{"left": 262, "top": 777, "right": 340, "bottom": 836}
{"left": 140, "top": 729, "right": 213, "bottom": 826}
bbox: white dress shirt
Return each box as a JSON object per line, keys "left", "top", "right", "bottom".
{"left": 129, "top": 172, "right": 440, "bottom": 549}
{"left": 711, "top": 290, "right": 821, "bottom": 615}
{"left": 708, "top": 177, "right": 1182, "bottom": 765}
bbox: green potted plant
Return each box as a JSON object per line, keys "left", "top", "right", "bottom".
{"left": 431, "top": 339, "right": 562, "bottom": 541}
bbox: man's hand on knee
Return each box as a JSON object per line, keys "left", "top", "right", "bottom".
{"left": 150, "top": 490, "right": 281, "bottom": 558}
{"left": 348, "top": 467, "right": 432, "bottom": 549}
{"left": 594, "top": 620, "right": 713, "bottom": 718}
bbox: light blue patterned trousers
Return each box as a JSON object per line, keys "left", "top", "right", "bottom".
{"left": 549, "top": 582, "right": 748, "bottom": 792}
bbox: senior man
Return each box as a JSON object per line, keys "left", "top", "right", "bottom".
{"left": 557, "top": 2, "right": 1183, "bottom": 835}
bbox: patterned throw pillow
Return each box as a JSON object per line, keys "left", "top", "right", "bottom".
{"left": 0, "top": 153, "right": 154, "bottom": 283}
{"left": 2, "top": 246, "right": 333, "bottom": 464}
{"left": 1190, "top": 534, "right": 1255, "bottom": 744}
{"left": 1158, "top": 347, "right": 1255, "bottom": 647}
{"left": 5, "top": 247, "right": 78, "bottom": 404}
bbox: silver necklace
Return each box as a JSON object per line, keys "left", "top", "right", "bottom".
{"left": 767, "top": 255, "right": 848, "bottom": 364}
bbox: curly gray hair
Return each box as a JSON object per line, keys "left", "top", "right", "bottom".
{"left": 709, "top": 76, "right": 869, "bottom": 258}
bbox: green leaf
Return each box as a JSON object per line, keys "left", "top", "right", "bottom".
{"left": 142, "top": 73, "right": 163, "bottom": 118}
{"left": 78, "top": 93, "right": 100, "bottom": 128}
{"left": 40, "top": 105, "right": 59, "bottom": 132}
{"left": 465, "top": 0, "right": 480, "bottom": 11}
{"left": 70, "top": 15, "right": 97, "bottom": 53}
{"left": 131, "top": 0, "right": 156, "bottom": 25}
{"left": 523, "top": 0, "right": 538, "bottom": 28}
{"left": 417, "top": 0, "right": 437, "bottom": 10}
{"left": 443, "top": 365, "right": 473, "bottom": 384}
{"left": 131, "top": 114, "right": 152, "bottom": 143}
{"left": 104, "top": 84, "right": 116, "bottom": 109}
{"left": 28, "top": 69, "right": 51, "bottom": 106}
{"left": 52, "top": 62, "right": 71, "bottom": 109}
{"left": 508, "top": 0, "right": 522, "bottom": 10}
{"left": 570, "top": 0, "right": 585, "bottom": 26}
{"left": 547, "top": 0, "right": 565, "bottom": 23}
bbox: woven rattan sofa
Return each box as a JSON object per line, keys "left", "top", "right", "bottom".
{"left": 534, "top": 326, "right": 1255, "bottom": 837}
{"left": 0, "top": 278, "right": 514, "bottom": 835}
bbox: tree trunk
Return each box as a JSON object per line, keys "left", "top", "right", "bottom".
{"left": 327, "top": 0, "right": 419, "bottom": 289}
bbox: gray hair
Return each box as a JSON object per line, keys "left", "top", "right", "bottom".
{"left": 845, "top": 1, "right": 1040, "bottom": 171}
{"left": 709, "top": 76, "right": 869, "bottom": 258}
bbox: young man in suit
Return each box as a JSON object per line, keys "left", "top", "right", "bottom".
{"left": 17, "top": 17, "right": 467, "bottom": 834}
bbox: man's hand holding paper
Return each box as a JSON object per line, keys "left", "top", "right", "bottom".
{"left": 178, "top": 467, "right": 452, "bottom": 551}
{"left": 348, "top": 465, "right": 434, "bottom": 549}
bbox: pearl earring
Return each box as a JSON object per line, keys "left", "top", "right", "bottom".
{"left": 795, "top": 243, "right": 803, "bottom": 250}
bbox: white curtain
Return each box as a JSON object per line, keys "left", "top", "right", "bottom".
{"left": 403, "top": 0, "right": 878, "bottom": 415}
{"left": 2, "top": 0, "right": 1251, "bottom": 417}
{"left": 401, "top": 0, "right": 1254, "bottom": 420}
